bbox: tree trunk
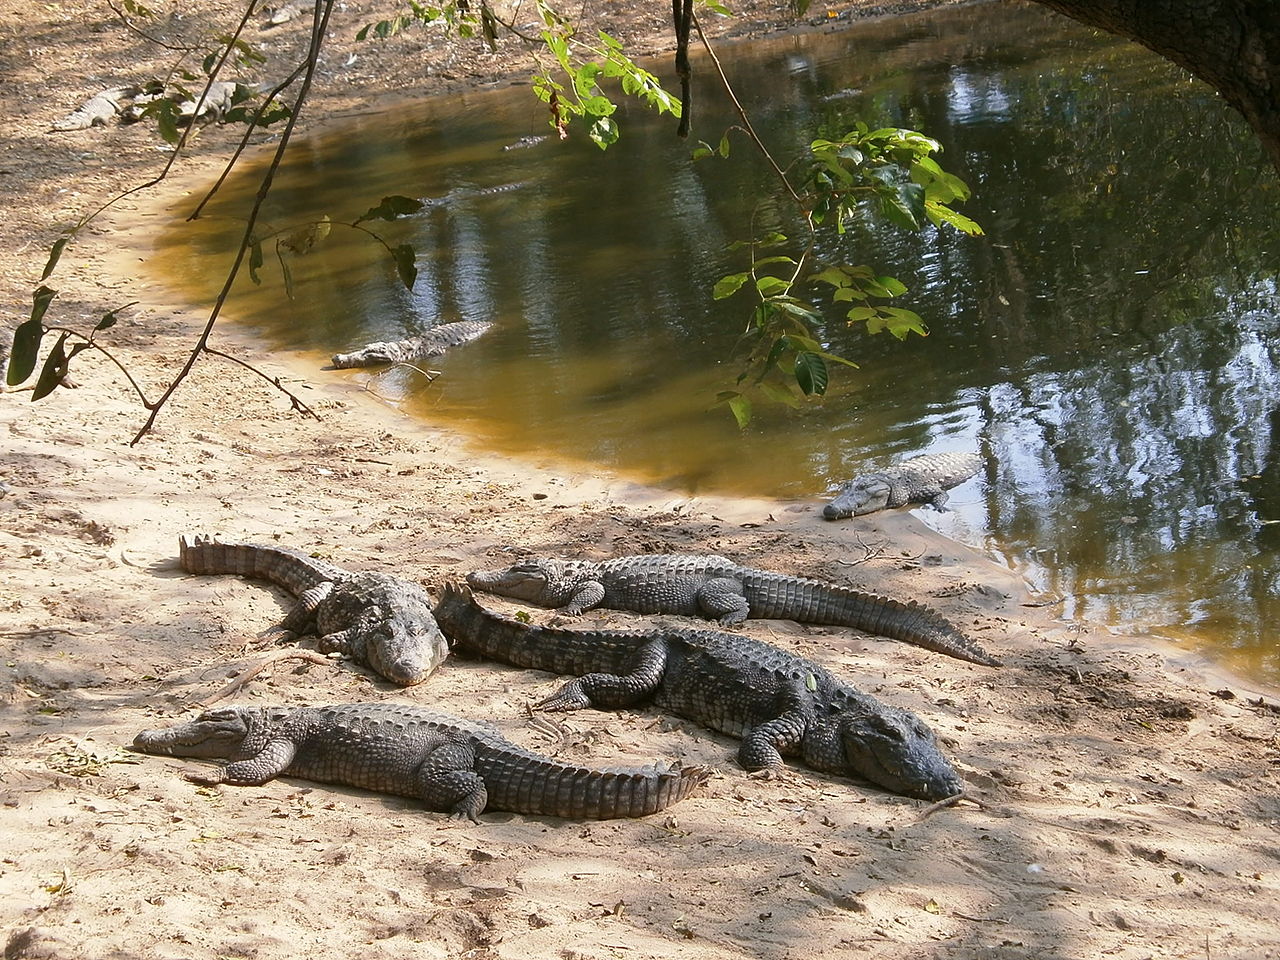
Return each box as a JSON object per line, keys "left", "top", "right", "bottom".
{"left": 1029, "top": 0, "right": 1280, "bottom": 171}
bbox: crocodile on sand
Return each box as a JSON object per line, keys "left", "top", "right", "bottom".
{"left": 132, "top": 701, "right": 710, "bottom": 821}
{"left": 824, "top": 451, "right": 982, "bottom": 520}
{"left": 331, "top": 319, "right": 493, "bottom": 369}
{"left": 179, "top": 533, "right": 447, "bottom": 686}
{"left": 466, "top": 552, "right": 999, "bottom": 666}
{"left": 435, "top": 584, "right": 964, "bottom": 801}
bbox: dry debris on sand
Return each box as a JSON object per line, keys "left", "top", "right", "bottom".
{"left": 2, "top": 0, "right": 1279, "bottom": 957}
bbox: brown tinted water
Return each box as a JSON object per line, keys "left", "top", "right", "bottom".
{"left": 148, "top": 3, "right": 1280, "bottom": 682}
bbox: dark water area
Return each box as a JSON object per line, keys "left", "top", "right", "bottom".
{"left": 152, "top": 2, "right": 1280, "bottom": 682}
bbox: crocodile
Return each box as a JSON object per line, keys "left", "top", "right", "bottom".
{"left": 467, "top": 553, "right": 999, "bottom": 666}
{"left": 178, "top": 533, "right": 447, "bottom": 686}
{"left": 824, "top": 452, "right": 982, "bottom": 520}
{"left": 331, "top": 319, "right": 493, "bottom": 369}
{"left": 52, "top": 86, "right": 140, "bottom": 131}
{"left": 131, "top": 701, "right": 710, "bottom": 821}
{"left": 435, "top": 584, "right": 964, "bottom": 800}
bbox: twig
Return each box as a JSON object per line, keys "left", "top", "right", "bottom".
{"left": 832, "top": 535, "right": 889, "bottom": 567}
{"left": 202, "top": 347, "right": 320, "bottom": 420}
{"left": 132, "top": 0, "right": 337, "bottom": 444}
{"left": 914, "top": 791, "right": 992, "bottom": 822}
{"left": 200, "top": 648, "right": 336, "bottom": 706}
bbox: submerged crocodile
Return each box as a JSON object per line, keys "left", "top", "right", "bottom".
{"left": 132, "top": 701, "right": 710, "bottom": 821}
{"left": 331, "top": 319, "right": 493, "bottom": 369}
{"left": 435, "top": 584, "right": 964, "bottom": 800}
{"left": 467, "top": 553, "right": 999, "bottom": 666}
{"left": 824, "top": 452, "right": 982, "bottom": 520}
{"left": 179, "top": 534, "right": 447, "bottom": 686}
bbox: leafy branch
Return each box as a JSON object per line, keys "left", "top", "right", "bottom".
{"left": 690, "top": 11, "right": 983, "bottom": 424}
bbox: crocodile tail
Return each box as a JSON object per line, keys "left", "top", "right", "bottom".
{"left": 476, "top": 750, "right": 712, "bottom": 818}
{"left": 742, "top": 571, "right": 1000, "bottom": 666}
{"left": 178, "top": 534, "right": 339, "bottom": 596}
{"left": 435, "top": 581, "right": 640, "bottom": 675}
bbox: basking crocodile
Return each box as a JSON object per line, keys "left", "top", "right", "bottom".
{"left": 132, "top": 701, "right": 710, "bottom": 821}
{"left": 179, "top": 533, "right": 447, "bottom": 686}
{"left": 331, "top": 320, "right": 493, "bottom": 369}
{"left": 467, "top": 553, "right": 999, "bottom": 666}
{"left": 435, "top": 584, "right": 964, "bottom": 800}
{"left": 824, "top": 452, "right": 982, "bottom": 520}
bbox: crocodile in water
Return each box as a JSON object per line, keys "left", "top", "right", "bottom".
{"left": 331, "top": 319, "right": 493, "bottom": 369}
{"left": 131, "top": 701, "right": 710, "bottom": 820}
{"left": 179, "top": 533, "right": 447, "bottom": 686}
{"left": 467, "top": 552, "right": 999, "bottom": 666}
{"left": 824, "top": 452, "right": 982, "bottom": 520}
{"left": 436, "top": 584, "right": 964, "bottom": 800}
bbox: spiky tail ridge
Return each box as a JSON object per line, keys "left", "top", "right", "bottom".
{"left": 475, "top": 748, "right": 711, "bottom": 819}
{"left": 179, "top": 534, "right": 342, "bottom": 597}
{"left": 741, "top": 571, "right": 1000, "bottom": 666}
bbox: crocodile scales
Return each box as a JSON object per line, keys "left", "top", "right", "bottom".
{"left": 824, "top": 452, "right": 982, "bottom": 520}
{"left": 179, "top": 534, "right": 447, "bottom": 686}
{"left": 436, "top": 584, "right": 964, "bottom": 800}
{"left": 467, "top": 552, "right": 999, "bottom": 666}
{"left": 331, "top": 319, "right": 493, "bottom": 369}
{"left": 132, "top": 702, "right": 710, "bottom": 821}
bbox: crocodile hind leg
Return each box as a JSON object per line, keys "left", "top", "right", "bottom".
{"left": 535, "top": 638, "right": 668, "bottom": 711}
{"left": 261, "top": 581, "right": 335, "bottom": 644}
{"left": 739, "top": 713, "right": 808, "bottom": 779}
{"left": 695, "top": 578, "right": 750, "bottom": 625}
{"left": 415, "top": 738, "right": 489, "bottom": 821}
{"left": 186, "top": 737, "right": 299, "bottom": 787}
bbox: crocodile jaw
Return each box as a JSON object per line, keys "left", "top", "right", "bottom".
{"left": 131, "top": 708, "right": 257, "bottom": 760}
{"left": 823, "top": 478, "right": 892, "bottom": 520}
{"left": 466, "top": 559, "right": 560, "bottom": 603}
{"left": 841, "top": 712, "right": 964, "bottom": 801}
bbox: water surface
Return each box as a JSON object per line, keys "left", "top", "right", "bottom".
{"left": 152, "top": 2, "right": 1280, "bottom": 681}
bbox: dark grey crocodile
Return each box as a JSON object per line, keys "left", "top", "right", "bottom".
{"left": 179, "top": 533, "right": 447, "bottom": 686}
{"left": 331, "top": 319, "right": 493, "bottom": 369}
{"left": 823, "top": 452, "right": 982, "bottom": 520}
{"left": 131, "top": 701, "right": 710, "bottom": 821}
{"left": 435, "top": 584, "right": 964, "bottom": 800}
{"left": 466, "top": 553, "right": 999, "bottom": 666}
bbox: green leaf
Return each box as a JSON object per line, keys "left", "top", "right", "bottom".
{"left": 713, "top": 272, "right": 750, "bottom": 300}
{"left": 926, "top": 201, "right": 984, "bottom": 236}
{"left": 7, "top": 318, "right": 45, "bottom": 386}
{"left": 392, "top": 243, "right": 418, "bottom": 289}
{"left": 727, "top": 393, "right": 752, "bottom": 428}
{"left": 31, "top": 333, "right": 69, "bottom": 401}
{"left": 30, "top": 284, "right": 56, "bottom": 327}
{"left": 42, "top": 238, "right": 69, "bottom": 281}
{"left": 880, "top": 181, "right": 926, "bottom": 231}
{"left": 355, "top": 195, "right": 425, "bottom": 225}
{"left": 94, "top": 302, "right": 135, "bottom": 334}
{"left": 794, "top": 351, "right": 828, "bottom": 395}
{"left": 717, "top": 133, "right": 731, "bottom": 158}
{"left": 759, "top": 380, "right": 800, "bottom": 408}
{"left": 588, "top": 115, "right": 619, "bottom": 149}
{"left": 878, "top": 306, "right": 928, "bottom": 339}
{"left": 755, "top": 275, "right": 790, "bottom": 298}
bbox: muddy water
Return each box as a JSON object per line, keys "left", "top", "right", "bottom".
{"left": 150, "top": 3, "right": 1280, "bottom": 681}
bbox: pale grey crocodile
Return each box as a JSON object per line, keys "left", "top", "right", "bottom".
{"left": 824, "top": 452, "right": 982, "bottom": 520}
{"left": 436, "top": 584, "right": 964, "bottom": 800}
{"left": 132, "top": 701, "right": 710, "bottom": 821}
{"left": 179, "top": 533, "right": 447, "bottom": 686}
{"left": 331, "top": 319, "right": 493, "bottom": 369}
{"left": 466, "top": 552, "right": 999, "bottom": 666}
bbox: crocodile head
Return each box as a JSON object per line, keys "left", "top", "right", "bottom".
{"left": 331, "top": 341, "right": 397, "bottom": 369}
{"left": 823, "top": 477, "right": 892, "bottom": 520}
{"left": 466, "top": 557, "right": 566, "bottom": 604}
{"left": 131, "top": 706, "right": 276, "bottom": 761}
{"left": 840, "top": 707, "right": 964, "bottom": 801}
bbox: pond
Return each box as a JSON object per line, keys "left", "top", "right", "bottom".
{"left": 150, "top": 1, "right": 1280, "bottom": 683}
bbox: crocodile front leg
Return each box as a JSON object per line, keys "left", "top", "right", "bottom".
{"left": 739, "top": 713, "right": 808, "bottom": 778}
{"left": 535, "top": 638, "right": 668, "bottom": 710}
{"left": 187, "top": 737, "right": 298, "bottom": 787}
{"left": 558, "top": 580, "right": 606, "bottom": 615}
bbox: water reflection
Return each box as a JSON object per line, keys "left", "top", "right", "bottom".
{"left": 150, "top": 2, "right": 1280, "bottom": 680}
